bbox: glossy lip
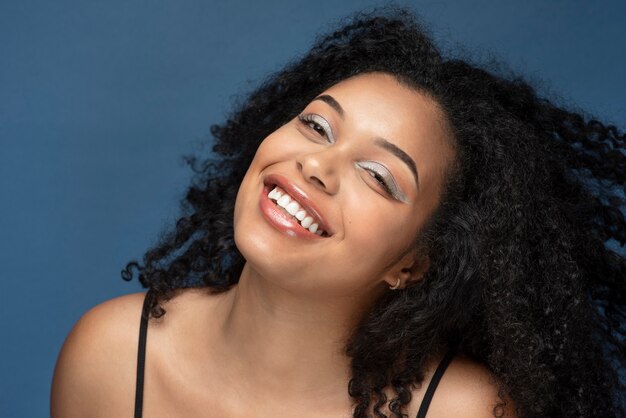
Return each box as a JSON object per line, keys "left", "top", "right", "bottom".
{"left": 260, "top": 173, "right": 334, "bottom": 238}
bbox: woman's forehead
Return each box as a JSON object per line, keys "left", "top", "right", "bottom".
{"left": 318, "top": 73, "right": 447, "bottom": 137}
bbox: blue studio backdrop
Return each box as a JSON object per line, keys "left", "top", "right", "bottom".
{"left": 1, "top": 1, "right": 625, "bottom": 416}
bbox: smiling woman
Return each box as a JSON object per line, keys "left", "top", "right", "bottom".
{"left": 51, "top": 6, "right": 626, "bottom": 418}
{"left": 233, "top": 72, "right": 453, "bottom": 302}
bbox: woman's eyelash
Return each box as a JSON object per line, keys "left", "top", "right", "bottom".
{"left": 366, "top": 169, "right": 393, "bottom": 196}
{"left": 366, "top": 169, "right": 394, "bottom": 197}
{"left": 357, "top": 161, "right": 408, "bottom": 202}
{"left": 297, "top": 114, "right": 333, "bottom": 142}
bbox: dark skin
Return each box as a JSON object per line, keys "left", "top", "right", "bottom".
{"left": 51, "top": 73, "right": 516, "bottom": 417}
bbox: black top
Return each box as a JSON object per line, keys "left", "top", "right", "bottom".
{"left": 134, "top": 290, "right": 153, "bottom": 418}
{"left": 134, "top": 290, "right": 457, "bottom": 418}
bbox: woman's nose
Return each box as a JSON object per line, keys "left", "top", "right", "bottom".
{"left": 296, "top": 149, "right": 339, "bottom": 194}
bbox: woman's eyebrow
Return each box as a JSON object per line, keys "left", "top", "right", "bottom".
{"left": 313, "top": 94, "right": 419, "bottom": 191}
{"left": 374, "top": 138, "right": 419, "bottom": 191}
{"left": 313, "top": 95, "right": 344, "bottom": 119}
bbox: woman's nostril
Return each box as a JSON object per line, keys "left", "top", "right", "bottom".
{"left": 311, "top": 176, "right": 325, "bottom": 188}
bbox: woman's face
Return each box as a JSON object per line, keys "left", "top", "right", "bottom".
{"left": 234, "top": 72, "right": 454, "bottom": 300}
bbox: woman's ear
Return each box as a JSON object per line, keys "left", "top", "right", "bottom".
{"left": 407, "top": 253, "right": 430, "bottom": 284}
{"left": 382, "top": 251, "right": 430, "bottom": 289}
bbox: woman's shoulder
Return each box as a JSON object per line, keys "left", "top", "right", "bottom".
{"left": 415, "top": 353, "right": 517, "bottom": 417}
{"left": 51, "top": 291, "right": 149, "bottom": 417}
{"left": 53, "top": 291, "right": 148, "bottom": 367}
{"left": 51, "top": 288, "right": 223, "bottom": 417}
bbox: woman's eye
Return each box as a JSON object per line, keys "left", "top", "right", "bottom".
{"left": 298, "top": 114, "right": 334, "bottom": 143}
{"left": 367, "top": 170, "right": 393, "bottom": 195}
{"left": 357, "top": 161, "right": 407, "bottom": 202}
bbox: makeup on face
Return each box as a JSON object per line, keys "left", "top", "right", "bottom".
{"left": 259, "top": 172, "right": 333, "bottom": 238}
{"left": 296, "top": 94, "right": 420, "bottom": 203}
{"left": 234, "top": 72, "right": 452, "bottom": 301}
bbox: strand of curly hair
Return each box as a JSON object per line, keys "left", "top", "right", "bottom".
{"left": 123, "top": 7, "right": 625, "bottom": 417}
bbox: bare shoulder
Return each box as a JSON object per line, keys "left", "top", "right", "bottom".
{"left": 50, "top": 288, "right": 227, "bottom": 417}
{"left": 50, "top": 292, "right": 148, "bottom": 418}
{"left": 424, "top": 354, "right": 517, "bottom": 417}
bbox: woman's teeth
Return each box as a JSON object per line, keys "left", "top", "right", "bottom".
{"left": 267, "top": 186, "right": 326, "bottom": 236}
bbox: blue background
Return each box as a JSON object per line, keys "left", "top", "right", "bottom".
{"left": 1, "top": 1, "right": 625, "bottom": 416}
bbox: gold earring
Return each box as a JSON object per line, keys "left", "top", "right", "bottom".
{"left": 389, "top": 276, "right": 401, "bottom": 290}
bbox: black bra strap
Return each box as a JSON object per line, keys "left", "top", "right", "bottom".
{"left": 416, "top": 346, "right": 458, "bottom": 418}
{"left": 134, "top": 290, "right": 152, "bottom": 418}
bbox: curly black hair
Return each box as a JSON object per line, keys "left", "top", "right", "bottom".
{"left": 123, "top": 6, "right": 626, "bottom": 417}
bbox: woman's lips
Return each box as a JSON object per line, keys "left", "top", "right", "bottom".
{"left": 262, "top": 173, "right": 333, "bottom": 236}
{"left": 259, "top": 185, "right": 326, "bottom": 239}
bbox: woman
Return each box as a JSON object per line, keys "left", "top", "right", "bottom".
{"left": 51, "top": 8, "right": 626, "bottom": 418}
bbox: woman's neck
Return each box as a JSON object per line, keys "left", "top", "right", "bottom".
{"left": 213, "top": 262, "right": 372, "bottom": 402}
